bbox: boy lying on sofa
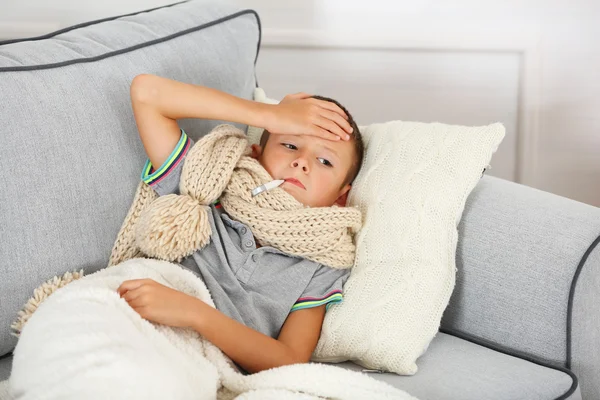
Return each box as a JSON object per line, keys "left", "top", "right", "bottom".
{"left": 8, "top": 74, "right": 415, "bottom": 399}
{"left": 115, "top": 74, "right": 364, "bottom": 374}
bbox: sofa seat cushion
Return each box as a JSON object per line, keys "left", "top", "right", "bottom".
{"left": 329, "top": 332, "right": 579, "bottom": 400}
{"left": 0, "top": 332, "right": 579, "bottom": 399}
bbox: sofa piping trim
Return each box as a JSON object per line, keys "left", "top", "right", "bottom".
{"left": 0, "top": 4, "right": 262, "bottom": 72}
{"left": 440, "top": 327, "right": 578, "bottom": 400}
{"left": 0, "top": 0, "right": 190, "bottom": 46}
{"left": 566, "top": 233, "right": 600, "bottom": 370}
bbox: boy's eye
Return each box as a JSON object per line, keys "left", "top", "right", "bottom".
{"left": 282, "top": 143, "right": 332, "bottom": 167}
{"left": 318, "top": 158, "right": 333, "bottom": 167}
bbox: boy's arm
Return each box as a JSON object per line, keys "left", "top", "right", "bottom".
{"left": 190, "top": 299, "right": 326, "bottom": 373}
{"left": 130, "top": 74, "right": 268, "bottom": 170}
{"left": 130, "top": 73, "right": 353, "bottom": 170}
{"left": 118, "top": 277, "right": 326, "bottom": 373}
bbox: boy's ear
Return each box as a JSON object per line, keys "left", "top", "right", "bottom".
{"left": 335, "top": 184, "right": 352, "bottom": 207}
{"left": 250, "top": 144, "right": 262, "bottom": 159}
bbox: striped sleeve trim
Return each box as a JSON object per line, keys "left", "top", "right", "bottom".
{"left": 141, "top": 129, "right": 191, "bottom": 186}
{"left": 291, "top": 290, "right": 343, "bottom": 312}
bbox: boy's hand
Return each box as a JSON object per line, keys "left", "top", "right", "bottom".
{"left": 264, "top": 93, "right": 354, "bottom": 141}
{"left": 117, "top": 278, "right": 202, "bottom": 328}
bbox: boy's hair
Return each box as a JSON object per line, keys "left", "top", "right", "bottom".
{"left": 259, "top": 95, "right": 364, "bottom": 187}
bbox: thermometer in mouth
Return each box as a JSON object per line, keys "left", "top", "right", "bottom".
{"left": 251, "top": 179, "right": 285, "bottom": 197}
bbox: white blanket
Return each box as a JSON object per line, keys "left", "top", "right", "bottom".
{"left": 7, "top": 258, "right": 416, "bottom": 400}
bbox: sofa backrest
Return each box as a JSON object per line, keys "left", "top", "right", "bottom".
{"left": 0, "top": 0, "right": 260, "bottom": 357}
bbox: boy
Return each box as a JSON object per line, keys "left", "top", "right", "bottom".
{"left": 116, "top": 74, "right": 363, "bottom": 375}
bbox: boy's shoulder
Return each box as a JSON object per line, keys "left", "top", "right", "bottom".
{"left": 312, "top": 262, "right": 352, "bottom": 278}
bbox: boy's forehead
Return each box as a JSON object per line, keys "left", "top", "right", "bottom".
{"left": 272, "top": 133, "right": 353, "bottom": 158}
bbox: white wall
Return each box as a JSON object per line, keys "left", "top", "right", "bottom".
{"left": 248, "top": 0, "right": 600, "bottom": 207}
{"left": 2, "top": 0, "right": 599, "bottom": 206}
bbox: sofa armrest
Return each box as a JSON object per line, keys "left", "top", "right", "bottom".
{"left": 440, "top": 175, "right": 600, "bottom": 398}
{"left": 569, "top": 234, "right": 600, "bottom": 399}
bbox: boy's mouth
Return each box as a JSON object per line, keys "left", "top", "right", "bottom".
{"left": 284, "top": 178, "right": 306, "bottom": 190}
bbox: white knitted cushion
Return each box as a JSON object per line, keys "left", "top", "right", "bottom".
{"left": 247, "top": 87, "right": 279, "bottom": 144}
{"left": 247, "top": 88, "right": 505, "bottom": 374}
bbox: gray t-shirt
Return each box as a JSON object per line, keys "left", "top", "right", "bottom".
{"left": 140, "top": 129, "right": 350, "bottom": 340}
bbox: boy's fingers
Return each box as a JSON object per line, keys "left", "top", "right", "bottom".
{"left": 308, "top": 98, "right": 348, "bottom": 120}
{"left": 317, "top": 117, "right": 346, "bottom": 140}
{"left": 117, "top": 279, "right": 146, "bottom": 295}
{"left": 121, "top": 288, "right": 143, "bottom": 302}
{"left": 312, "top": 126, "right": 340, "bottom": 141}
{"left": 320, "top": 109, "right": 353, "bottom": 136}
{"left": 126, "top": 296, "right": 146, "bottom": 308}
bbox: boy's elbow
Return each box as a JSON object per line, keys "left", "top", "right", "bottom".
{"left": 268, "top": 354, "right": 307, "bottom": 372}
{"left": 286, "top": 347, "right": 311, "bottom": 366}
{"left": 130, "top": 73, "right": 158, "bottom": 105}
{"left": 246, "top": 346, "right": 308, "bottom": 374}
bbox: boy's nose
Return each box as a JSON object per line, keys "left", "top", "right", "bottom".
{"left": 292, "top": 159, "right": 309, "bottom": 173}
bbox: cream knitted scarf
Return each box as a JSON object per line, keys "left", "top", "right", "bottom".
{"left": 108, "top": 124, "right": 362, "bottom": 270}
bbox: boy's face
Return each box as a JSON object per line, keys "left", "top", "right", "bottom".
{"left": 251, "top": 133, "right": 354, "bottom": 207}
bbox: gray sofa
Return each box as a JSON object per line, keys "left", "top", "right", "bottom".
{"left": 1, "top": 1, "right": 598, "bottom": 399}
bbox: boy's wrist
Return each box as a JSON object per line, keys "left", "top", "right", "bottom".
{"left": 251, "top": 101, "right": 276, "bottom": 131}
{"left": 187, "top": 297, "right": 209, "bottom": 331}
